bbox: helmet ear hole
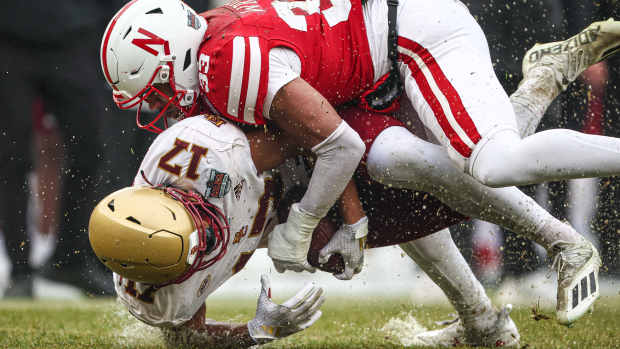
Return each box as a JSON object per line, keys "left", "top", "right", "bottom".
{"left": 126, "top": 216, "right": 141, "bottom": 225}
{"left": 107, "top": 200, "right": 115, "bottom": 212}
{"left": 146, "top": 8, "right": 163, "bottom": 14}
{"left": 183, "top": 49, "right": 192, "bottom": 71}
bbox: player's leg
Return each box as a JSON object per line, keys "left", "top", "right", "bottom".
{"left": 367, "top": 126, "right": 564, "bottom": 247}
{"left": 389, "top": 1, "right": 602, "bottom": 323}
{"left": 400, "top": 229, "right": 519, "bottom": 347}
{"left": 367, "top": 125, "right": 600, "bottom": 324}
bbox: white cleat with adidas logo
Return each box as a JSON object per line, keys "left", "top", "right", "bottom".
{"left": 522, "top": 18, "right": 620, "bottom": 91}
{"left": 550, "top": 239, "right": 602, "bottom": 325}
{"left": 413, "top": 305, "right": 520, "bottom": 347}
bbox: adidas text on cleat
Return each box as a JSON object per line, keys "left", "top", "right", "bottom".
{"left": 550, "top": 239, "right": 602, "bottom": 325}
{"left": 413, "top": 305, "right": 520, "bottom": 347}
{"left": 523, "top": 18, "right": 620, "bottom": 90}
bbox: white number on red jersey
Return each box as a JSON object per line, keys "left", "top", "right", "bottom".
{"left": 271, "top": 0, "right": 352, "bottom": 31}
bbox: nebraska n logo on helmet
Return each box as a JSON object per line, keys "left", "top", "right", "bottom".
{"left": 89, "top": 186, "right": 230, "bottom": 286}
{"left": 100, "top": 0, "right": 207, "bottom": 133}
{"left": 131, "top": 28, "right": 170, "bottom": 56}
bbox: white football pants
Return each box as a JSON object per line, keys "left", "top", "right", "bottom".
{"left": 364, "top": 0, "right": 620, "bottom": 187}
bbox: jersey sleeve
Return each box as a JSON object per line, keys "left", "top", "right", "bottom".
{"left": 263, "top": 46, "right": 302, "bottom": 119}
{"left": 199, "top": 36, "right": 271, "bottom": 125}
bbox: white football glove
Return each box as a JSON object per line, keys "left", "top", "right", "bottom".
{"left": 268, "top": 203, "right": 321, "bottom": 273}
{"left": 247, "top": 274, "right": 325, "bottom": 344}
{"left": 318, "top": 216, "right": 368, "bottom": 280}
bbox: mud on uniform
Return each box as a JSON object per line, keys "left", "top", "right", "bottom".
{"left": 114, "top": 109, "right": 466, "bottom": 327}
{"left": 115, "top": 115, "right": 278, "bottom": 327}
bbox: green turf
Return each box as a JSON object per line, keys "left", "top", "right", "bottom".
{"left": 0, "top": 295, "right": 618, "bottom": 348}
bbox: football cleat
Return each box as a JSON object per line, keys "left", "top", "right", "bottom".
{"left": 522, "top": 18, "right": 620, "bottom": 91}
{"left": 550, "top": 239, "right": 601, "bottom": 325}
{"left": 413, "top": 305, "right": 520, "bottom": 347}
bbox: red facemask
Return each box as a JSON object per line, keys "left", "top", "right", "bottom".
{"left": 112, "top": 63, "right": 199, "bottom": 134}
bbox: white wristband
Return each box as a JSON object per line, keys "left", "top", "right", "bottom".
{"left": 345, "top": 216, "right": 368, "bottom": 239}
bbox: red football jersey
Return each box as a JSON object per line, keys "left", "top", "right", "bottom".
{"left": 197, "top": 0, "right": 374, "bottom": 125}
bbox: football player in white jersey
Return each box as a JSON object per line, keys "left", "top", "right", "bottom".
{"left": 90, "top": 115, "right": 328, "bottom": 347}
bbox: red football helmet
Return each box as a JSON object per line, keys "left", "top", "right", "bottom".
{"left": 100, "top": 0, "right": 207, "bottom": 133}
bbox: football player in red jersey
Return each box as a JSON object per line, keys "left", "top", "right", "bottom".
{"left": 100, "top": 0, "right": 618, "bottom": 328}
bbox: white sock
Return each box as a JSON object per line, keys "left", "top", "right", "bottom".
{"left": 401, "top": 229, "right": 496, "bottom": 330}
{"left": 533, "top": 218, "right": 583, "bottom": 251}
{"left": 470, "top": 127, "right": 620, "bottom": 187}
{"left": 511, "top": 67, "right": 560, "bottom": 138}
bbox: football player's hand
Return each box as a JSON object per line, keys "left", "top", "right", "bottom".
{"left": 247, "top": 274, "right": 325, "bottom": 344}
{"left": 318, "top": 216, "right": 368, "bottom": 280}
{"left": 268, "top": 203, "right": 321, "bottom": 273}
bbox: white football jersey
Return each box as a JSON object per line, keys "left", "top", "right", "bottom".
{"left": 114, "top": 115, "right": 277, "bottom": 327}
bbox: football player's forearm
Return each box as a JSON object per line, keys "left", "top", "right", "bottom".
{"left": 338, "top": 180, "right": 366, "bottom": 225}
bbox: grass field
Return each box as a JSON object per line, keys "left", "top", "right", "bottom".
{"left": 0, "top": 295, "right": 619, "bottom": 349}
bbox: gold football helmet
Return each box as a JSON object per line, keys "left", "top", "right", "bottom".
{"left": 89, "top": 186, "right": 229, "bottom": 286}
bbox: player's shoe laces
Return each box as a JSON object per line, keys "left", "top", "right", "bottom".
{"left": 550, "top": 239, "right": 601, "bottom": 325}
{"left": 413, "top": 305, "right": 519, "bottom": 347}
{"left": 523, "top": 18, "right": 620, "bottom": 91}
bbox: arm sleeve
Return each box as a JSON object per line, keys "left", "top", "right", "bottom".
{"left": 263, "top": 46, "right": 302, "bottom": 119}
{"left": 299, "top": 121, "right": 365, "bottom": 218}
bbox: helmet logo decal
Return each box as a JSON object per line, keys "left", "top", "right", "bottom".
{"left": 132, "top": 28, "right": 170, "bottom": 56}
{"left": 187, "top": 10, "right": 201, "bottom": 30}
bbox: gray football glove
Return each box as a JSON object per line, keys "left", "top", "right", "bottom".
{"left": 318, "top": 216, "right": 368, "bottom": 280}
